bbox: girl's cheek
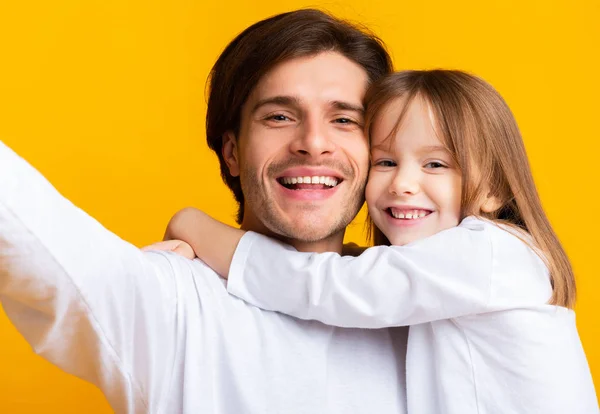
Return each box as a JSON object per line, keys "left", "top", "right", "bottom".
{"left": 365, "top": 180, "right": 376, "bottom": 207}
{"left": 365, "top": 180, "right": 383, "bottom": 212}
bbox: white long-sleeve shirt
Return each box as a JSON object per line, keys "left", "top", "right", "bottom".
{"left": 0, "top": 141, "right": 409, "bottom": 414}
{"left": 227, "top": 218, "right": 599, "bottom": 413}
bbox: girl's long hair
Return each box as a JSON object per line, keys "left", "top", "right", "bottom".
{"left": 365, "top": 70, "right": 576, "bottom": 308}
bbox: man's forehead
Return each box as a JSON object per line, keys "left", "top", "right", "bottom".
{"left": 247, "top": 52, "right": 369, "bottom": 108}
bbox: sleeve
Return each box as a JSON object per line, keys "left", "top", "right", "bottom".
{"left": 0, "top": 141, "right": 177, "bottom": 413}
{"left": 227, "top": 219, "right": 494, "bottom": 328}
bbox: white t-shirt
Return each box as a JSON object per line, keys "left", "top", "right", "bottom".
{"left": 0, "top": 141, "right": 408, "bottom": 414}
{"left": 227, "top": 218, "right": 599, "bottom": 413}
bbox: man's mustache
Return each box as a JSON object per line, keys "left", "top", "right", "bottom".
{"left": 267, "top": 159, "right": 355, "bottom": 180}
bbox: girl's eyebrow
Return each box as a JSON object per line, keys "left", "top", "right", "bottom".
{"left": 418, "top": 145, "right": 451, "bottom": 156}
{"left": 370, "top": 143, "right": 447, "bottom": 151}
{"left": 370, "top": 142, "right": 392, "bottom": 151}
{"left": 420, "top": 145, "right": 447, "bottom": 152}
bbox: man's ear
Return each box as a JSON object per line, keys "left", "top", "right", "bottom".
{"left": 481, "top": 194, "right": 503, "bottom": 213}
{"left": 222, "top": 131, "right": 240, "bottom": 177}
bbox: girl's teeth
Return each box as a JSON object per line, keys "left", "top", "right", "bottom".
{"left": 390, "top": 209, "right": 430, "bottom": 219}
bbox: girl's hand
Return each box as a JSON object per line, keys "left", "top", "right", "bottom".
{"left": 153, "top": 207, "right": 245, "bottom": 278}
{"left": 141, "top": 239, "right": 195, "bottom": 260}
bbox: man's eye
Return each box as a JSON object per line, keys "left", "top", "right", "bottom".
{"left": 265, "top": 114, "right": 291, "bottom": 122}
{"left": 424, "top": 161, "right": 447, "bottom": 169}
{"left": 334, "top": 118, "right": 355, "bottom": 124}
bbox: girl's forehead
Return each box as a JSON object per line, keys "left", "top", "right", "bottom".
{"left": 370, "top": 96, "right": 442, "bottom": 150}
{"left": 370, "top": 97, "right": 409, "bottom": 139}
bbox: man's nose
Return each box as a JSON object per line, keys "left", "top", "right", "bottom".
{"left": 388, "top": 166, "right": 420, "bottom": 196}
{"left": 289, "top": 118, "right": 336, "bottom": 157}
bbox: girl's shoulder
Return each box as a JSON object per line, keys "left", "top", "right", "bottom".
{"left": 460, "top": 216, "right": 553, "bottom": 304}
{"left": 460, "top": 216, "right": 537, "bottom": 251}
{"left": 460, "top": 216, "right": 543, "bottom": 265}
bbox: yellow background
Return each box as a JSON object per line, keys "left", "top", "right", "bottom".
{"left": 0, "top": 0, "right": 598, "bottom": 411}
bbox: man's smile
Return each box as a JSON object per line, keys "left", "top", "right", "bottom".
{"left": 275, "top": 167, "right": 344, "bottom": 197}
{"left": 278, "top": 176, "right": 340, "bottom": 189}
{"left": 275, "top": 174, "right": 343, "bottom": 201}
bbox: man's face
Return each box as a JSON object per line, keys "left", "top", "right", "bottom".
{"left": 225, "top": 52, "right": 370, "bottom": 244}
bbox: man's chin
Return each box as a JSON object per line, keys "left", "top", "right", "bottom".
{"left": 266, "top": 217, "right": 346, "bottom": 244}
{"left": 256, "top": 195, "right": 361, "bottom": 244}
{"left": 286, "top": 227, "right": 342, "bottom": 243}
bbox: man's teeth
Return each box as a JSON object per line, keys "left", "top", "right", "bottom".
{"left": 281, "top": 176, "right": 339, "bottom": 187}
{"left": 390, "top": 209, "right": 429, "bottom": 219}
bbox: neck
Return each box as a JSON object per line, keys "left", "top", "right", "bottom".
{"left": 277, "top": 232, "right": 345, "bottom": 254}
{"left": 240, "top": 220, "right": 345, "bottom": 254}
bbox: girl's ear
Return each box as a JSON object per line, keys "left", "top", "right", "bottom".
{"left": 222, "top": 131, "right": 240, "bottom": 177}
{"left": 481, "top": 194, "right": 503, "bottom": 213}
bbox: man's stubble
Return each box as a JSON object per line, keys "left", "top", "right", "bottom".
{"left": 240, "top": 160, "right": 367, "bottom": 243}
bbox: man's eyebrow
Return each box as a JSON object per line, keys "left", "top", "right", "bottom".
{"left": 331, "top": 101, "right": 364, "bottom": 115}
{"left": 251, "top": 97, "right": 364, "bottom": 116}
{"left": 251, "top": 96, "right": 301, "bottom": 114}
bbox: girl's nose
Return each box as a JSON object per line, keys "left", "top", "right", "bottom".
{"left": 388, "top": 168, "right": 420, "bottom": 196}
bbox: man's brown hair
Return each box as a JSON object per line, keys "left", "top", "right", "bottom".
{"left": 206, "top": 9, "right": 392, "bottom": 223}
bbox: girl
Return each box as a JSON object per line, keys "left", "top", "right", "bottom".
{"left": 152, "top": 70, "right": 598, "bottom": 413}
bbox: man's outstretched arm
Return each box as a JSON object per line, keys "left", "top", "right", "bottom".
{"left": 0, "top": 141, "right": 178, "bottom": 413}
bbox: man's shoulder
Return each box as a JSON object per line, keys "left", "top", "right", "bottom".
{"left": 142, "top": 250, "right": 304, "bottom": 324}
{"left": 143, "top": 250, "right": 227, "bottom": 290}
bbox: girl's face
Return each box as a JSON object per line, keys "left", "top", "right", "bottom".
{"left": 366, "top": 97, "right": 462, "bottom": 246}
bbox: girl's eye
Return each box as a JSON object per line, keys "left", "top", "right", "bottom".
{"left": 375, "top": 160, "right": 396, "bottom": 167}
{"left": 424, "top": 161, "right": 447, "bottom": 169}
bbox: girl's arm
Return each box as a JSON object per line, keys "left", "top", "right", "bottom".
{"left": 164, "top": 208, "right": 499, "bottom": 328}
{"left": 163, "top": 207, "right": 246, "bottom": 277}
{"left": 155, "top": 208, "right": 366, "bottom": 260}
{"left": 226, "top": 219, "right": 497, "bottom": 328}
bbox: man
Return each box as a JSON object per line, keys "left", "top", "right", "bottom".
{"left": 0, "top": 9, "right": 407, "bottom": 413}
